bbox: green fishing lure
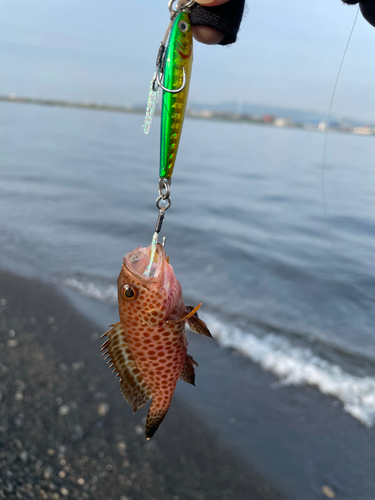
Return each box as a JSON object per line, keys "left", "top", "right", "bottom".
{"left": 159, "top": 11, "right": 193, "bottom": 181}
{"left": 143, "top": 7, "right": 193, "bottom": 183}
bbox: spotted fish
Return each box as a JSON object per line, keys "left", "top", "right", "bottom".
{"left": 101, "top": 243, "right": 211, "bottom": 439}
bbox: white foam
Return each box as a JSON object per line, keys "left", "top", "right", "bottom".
{"left": 62, "top": 278, "right": 375, "bottom": 427}
{"left": 206, "top": 313, "right": 375, "bottom": 427}
{"left": 63, "top": 278, "right": 117, "bottom": 306}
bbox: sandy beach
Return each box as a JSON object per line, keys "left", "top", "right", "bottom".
{"left": 0, "top": 269, "right": 287, "bottom": 500}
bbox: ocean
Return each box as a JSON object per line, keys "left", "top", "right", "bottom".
{"left": 4, "top": 100, "right": 375, "bottom": 498}
{"left": 1, "top": 100, "right": 375, "bottom": 431}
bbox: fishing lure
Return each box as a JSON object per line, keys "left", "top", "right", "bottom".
{"left": 143, "top": 0, "right": 194, "bottom": 179}
{"left": 159, "top": 9, "right": 193, "bottom": 180}
{"left": 143, "top": 0, "right": 194, "bottom": 275}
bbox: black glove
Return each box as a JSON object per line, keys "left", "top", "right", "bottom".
{"left": 341, "top": 0, "right": 375, "bottom": 27}
{"left": 190, "top": 0, "right": 245, "bottom": 46}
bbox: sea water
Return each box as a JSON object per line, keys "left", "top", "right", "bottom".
{"left": 1, "top": 101, "right": 375, "bottom": 427}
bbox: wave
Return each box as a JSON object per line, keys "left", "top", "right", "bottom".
{"left": 62, "top": 277, "right": 375, "bottom": 428}
{"left": 62, "top": 277, "right": 117, "bottom": 306}
{"left": 207, "top": 314, "right": 375, "bottom": 428}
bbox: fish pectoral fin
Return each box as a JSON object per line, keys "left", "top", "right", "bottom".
{"left": 101, "top": 322, "right": 151, "bottom": 413}
{"left": 185, "top": 305, "right": 213, "bottom": 338}
{"left": 167, "top": 303, "right": 202, "bottom": 324}
{"left": 168, "top": 304, "right": 212, "bottom": 338}
{"left": 180, "top": 354, "right": 199, "bottom": 386}
{"left": 181, "top": 303, "right": 202, "bottom": 321}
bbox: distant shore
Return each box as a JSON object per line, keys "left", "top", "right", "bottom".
{"left": 1, "top": 95, "right": 374, "bottom": 136}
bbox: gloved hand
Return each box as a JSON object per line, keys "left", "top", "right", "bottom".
{"left": 341, "top": 0, "right": 375, "bottom": 27}
{"left": 191, "top": 0, "right": 245, "bottom": 45}
{"left": 192, "top": 0, "right": 375, "bottom": 47}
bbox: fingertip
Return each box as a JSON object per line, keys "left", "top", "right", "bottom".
{"left": 192, "top": 25, "right": 225, "bottom": 45}
{"left": 195, "top": 0, "right": 231, "bottom": 5}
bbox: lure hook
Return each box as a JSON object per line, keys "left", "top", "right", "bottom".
{"left": 156, "top": 67, "right": 187, "bottom": 94}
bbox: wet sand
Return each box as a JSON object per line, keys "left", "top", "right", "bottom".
{"left": 0, "top": 270, "right": 286, "bottom": 500}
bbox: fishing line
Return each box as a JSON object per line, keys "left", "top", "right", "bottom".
{"left": 321, "top": 6, "right": 359, "bottom": 249}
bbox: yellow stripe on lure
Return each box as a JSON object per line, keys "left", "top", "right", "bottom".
{"left": 159, "top": 12, "right": 193, "bottom": 181}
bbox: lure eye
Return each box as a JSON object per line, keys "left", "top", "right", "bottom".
{"left": 178, "top": 21, "right": 188, "bottom": 32}
{"left": 121, "top": 284, "right": 138, "bottom": 302}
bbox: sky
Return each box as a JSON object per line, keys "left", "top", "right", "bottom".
{"left": 0, "top": 0, "right": 374, "bottom": 121}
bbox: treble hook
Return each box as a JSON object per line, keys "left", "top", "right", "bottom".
{"left": 156, "top": 67, "right": 186, "bottom": 94}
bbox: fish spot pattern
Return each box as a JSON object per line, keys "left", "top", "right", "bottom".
{"left": 104, "top": 244, "right": 209, "bottom": 438}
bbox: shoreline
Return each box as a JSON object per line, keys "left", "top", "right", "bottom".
{"left": 2, "top": 268, "right": 375, "bottom": 499}
{"left": 1, "top": 97, "right": 372, "bottom": 137}
{"left": 54, "top": 277, "right": 375, "bottom": 500}
{"left": 0, "top": 269, "right": 287, "bottom": 500}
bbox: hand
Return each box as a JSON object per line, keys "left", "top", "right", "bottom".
{"left": 193, "top": 0, "right": 231, "bottom": 45}
{"left": 341, "top": 0, "right": 375, "bottom": 27}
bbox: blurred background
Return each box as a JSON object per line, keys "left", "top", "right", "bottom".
{"left": 0, "top": 0, "right": 374, "bottom": 118}
{"left": 1, "top": 1, "right": 375, "bottom": 499}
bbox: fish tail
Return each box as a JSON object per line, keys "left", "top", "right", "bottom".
{"left": 145, "top": 400, "right": 170, "bottom": 440}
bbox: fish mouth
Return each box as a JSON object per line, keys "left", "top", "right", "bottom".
{"left": 123, "top": 243, "right": 166, "bottom": 284}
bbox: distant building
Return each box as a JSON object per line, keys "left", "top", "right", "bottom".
{"left": 199, "top": 109, "right": 213, "bottom": 118}
{"left": 274, "top": 117, "right": 294, "bottom": 128}
{"left": 262, "top": 114, "right": 275, "bottom": 123}
{"left": 318, "top": 120, "right": 341, "bottom": 132}
{"left": 318, "top": 120, "right": 327, "bottom": 132}
{"left": 353, "top": 126, "right": 374, "bottom": 135}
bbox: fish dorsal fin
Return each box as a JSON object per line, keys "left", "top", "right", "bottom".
{"left": 185, "top": 306, "right": 213, "bottom": 338}
{"left": 101, "top": 322, "right": 151, "bottom": 412}
{"left": 180, "top": 354, "right": 199, "bottom": 386}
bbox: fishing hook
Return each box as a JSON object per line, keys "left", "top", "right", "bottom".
{"left": 156, "top": 67, "right": 186, "bottom": 94}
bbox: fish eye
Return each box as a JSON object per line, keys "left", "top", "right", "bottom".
{"left": 178, "top": 21, "right": 188, "bottom": 32}
{"left": 121, "top": 284, "right": 138, "bottom": 302}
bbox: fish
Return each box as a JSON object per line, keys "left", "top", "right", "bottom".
{"left": 101, "top": 242, "right": 211, "bottom": 439}
{"left": 159, "top": 11, "right": 193, "bottom": 180}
